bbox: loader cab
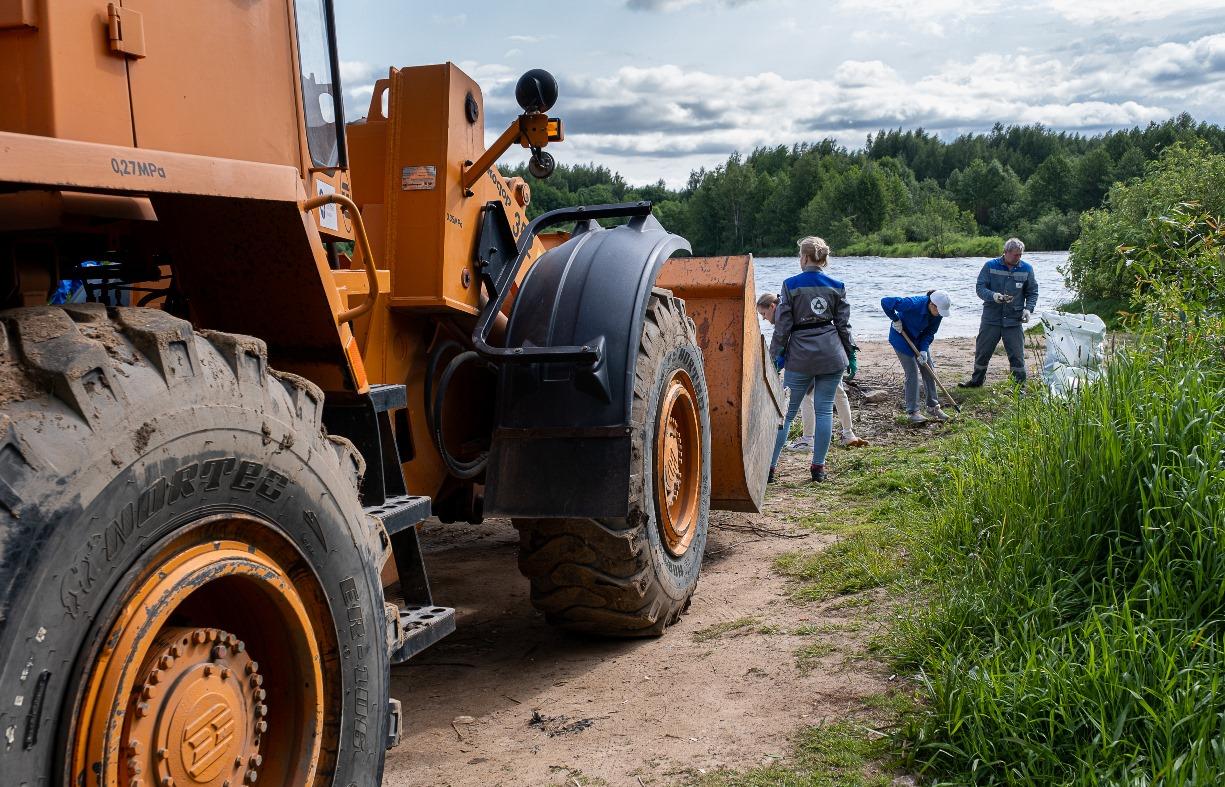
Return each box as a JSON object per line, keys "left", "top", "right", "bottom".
{"left": 294, "top": 0, "right": 347, "bottom": 171}
{"left": 292, "top": 0, "right": 357, "bottom": 247}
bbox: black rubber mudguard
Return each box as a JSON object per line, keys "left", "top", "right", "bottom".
{"left": 483, "top": 212, "right": 690, "bottom": 518}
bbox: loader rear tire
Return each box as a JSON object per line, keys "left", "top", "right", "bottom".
{"left": 514, "top": 292, "right": 711, "bottom": 636}
{"left": 0, "top": 305, "right": 389, "bottom": 786}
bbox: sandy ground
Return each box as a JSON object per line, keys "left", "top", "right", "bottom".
{"left": 381, "top": 336, "right": 1042, "bottom": 786}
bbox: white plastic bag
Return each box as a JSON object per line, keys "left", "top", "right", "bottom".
{"left": 1039, "top": 311, "right": 1106, "bottom": 396}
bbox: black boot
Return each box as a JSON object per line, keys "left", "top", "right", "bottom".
{"left": 957, "top": 380, "right": 983, "bottom": 388}
{"left": 810, "top": 464, "right": 827, "bottom": 482}
{"left": 767, "top": 466, "right": 777, "bottom": 484}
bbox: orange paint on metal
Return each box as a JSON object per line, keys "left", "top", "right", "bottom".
{"left": 302, "top": 191, "right": 378, "bottom": 323}
{"left": 0, "top": 130, "right": 303, "bottom": 200}
{"left": 70, "top": 522, "right": 328, "bottom": 787}
{"left": 345, "top": 333, "right": 370, "bottom": 393}
{"left": 379, "top": 64, "right": 528, "bottom": 315}
{"left": 655, "top": 369, "right": 702, "bottom": 557}
{"left": 0, "top": 0, "right": 134, "bottom": 145}
{"left": 119, "top": 626, "right": 263, "bottom": 787}
{"left": 656, "top": 255, "right": 782, "bottom": 513}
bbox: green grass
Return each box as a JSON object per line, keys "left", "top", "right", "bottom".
{"left": 692, "top": 617, "right": 760, "bottom": 642}
{"left": 773, "top": 440, "right": 946, "bottom": 603}
{"left": 890, "top": 334, "right": 1225, "bottom": 784}
{"left": 687, "top": 723, "right": 893, "bottom": 787}
{"left": 840, "top": 234, "right": 1003, "bottom": 258}
{"left": 795, "top": 641, "right": 836, "bottom": 674}
{"left": 775, "top": 537, "right": 904, "bottom": 603}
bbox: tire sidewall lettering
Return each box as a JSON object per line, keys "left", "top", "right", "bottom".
{"left": 1, "top": 429, "right": 386, "bottom": 782}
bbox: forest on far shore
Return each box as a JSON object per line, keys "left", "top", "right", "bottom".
{"left": 501, "top": 114, "right": 1225, "bottom": 259}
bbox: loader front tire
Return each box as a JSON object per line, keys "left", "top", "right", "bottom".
{"left": 514, "top": 292, "right": 711, "bottom": 636}
{"left": 0, "top": 305, "right": 389, "bottom": 786}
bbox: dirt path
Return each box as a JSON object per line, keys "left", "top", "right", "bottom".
{"left": 382, "top": 337, "right": 1040, "bottom": 786}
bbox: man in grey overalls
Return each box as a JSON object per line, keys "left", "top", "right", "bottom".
{"left": 960, "top": 237, "right": 1039, "bottom": 387}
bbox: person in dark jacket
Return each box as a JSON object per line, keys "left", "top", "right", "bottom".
{"left": 768, "top": 236, "right": 856, "bottom": 483}
{"left": 882, "top": 290, "right": 951, "bottom": 423}
{"left": 961, "top": 237, "right": 1039, "bottom": 387}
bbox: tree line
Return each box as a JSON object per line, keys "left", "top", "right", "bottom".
{"left": 502, "top": 114, "right": 1225, "bottom": 258}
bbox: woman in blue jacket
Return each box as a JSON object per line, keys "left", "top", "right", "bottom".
{"left": 769, "top": 236, "right": 856, "bottom": 483}
{"left": 881, "top": 290, "right": 951, "bottom": 423}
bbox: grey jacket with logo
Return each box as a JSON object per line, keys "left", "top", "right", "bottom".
{"left": 976, "top": 256, "right": 1039, "bottom": 327}
{"left": 769, "top": 269, "right": 854, "bottom": 376}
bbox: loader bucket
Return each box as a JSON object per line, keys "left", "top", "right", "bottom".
{"left": 657, "top": 255, "right": 783, "bottom": 513}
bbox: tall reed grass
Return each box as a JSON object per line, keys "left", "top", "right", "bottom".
{"left": 895, "top": 335, "right": 1225, "bottom": 784}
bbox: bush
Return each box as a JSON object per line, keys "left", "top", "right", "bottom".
{"left": 1017, "top": 208, "right": 1080, "bottom": 251}
{"left": 1066, "top": 142, "right": 1225, "bottom": 304}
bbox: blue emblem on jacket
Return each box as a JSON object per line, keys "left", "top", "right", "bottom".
{"left": 881, "top": 294, "right": 941, "bottom": 357}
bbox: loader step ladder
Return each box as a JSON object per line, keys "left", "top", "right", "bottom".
{"left": 366, "top": 493, "right": 456, "bottom": 664}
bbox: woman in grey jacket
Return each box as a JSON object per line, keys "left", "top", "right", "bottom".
{"left": 768, "top": 236, "right": 856, "bottom": 483}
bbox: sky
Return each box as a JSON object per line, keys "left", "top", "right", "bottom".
{"left": 333, "top": 0, "right": 1225, "bottom": 187}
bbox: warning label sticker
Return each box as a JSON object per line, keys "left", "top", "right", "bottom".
{"left": 401, "top": 165, "right": 437, "bottom": 190}
{"left": 315, "top": 180, "right": 338, "bottom": 231}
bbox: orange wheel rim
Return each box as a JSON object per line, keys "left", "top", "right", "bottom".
{"left": 68, "top": 515, "right": 333, "bottom": 787}
{"left": 654, "top": 369, "right": 701, "bottom": 557}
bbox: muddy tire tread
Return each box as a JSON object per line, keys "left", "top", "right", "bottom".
{"left": 514, "top": 292, "right": 705, "bottom": 637}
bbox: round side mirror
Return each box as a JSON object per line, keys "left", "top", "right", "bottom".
{"left": 515, "top": 69, "right": 559, "bottom": 114}
{"left": 527, "top": 151, "right": 556, "bottom": 179}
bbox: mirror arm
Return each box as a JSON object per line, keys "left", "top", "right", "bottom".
{"left": 461, "top": 119, "right": 525, "bottom": 194}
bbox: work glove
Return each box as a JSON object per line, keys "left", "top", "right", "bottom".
{"left": 1022, "top": 309, "right": 1032, "bottom": 323}
{"left": 891, "top": 319, "right": 904, "bottom": 333}
{"left": 774, "top": 353, "right": 785, "bottom": 370}
{"left": 918, "top": 350, "right": 930, "bottom": 366}
{"left": 846, "top": 351, "right": 858, "bottom": 379}
{"left": 993, "top": 292, "right": 1013, "bottom": 304}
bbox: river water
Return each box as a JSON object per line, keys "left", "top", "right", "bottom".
{"left": 754, "top": 251, "right": 1072, "bottom": 340}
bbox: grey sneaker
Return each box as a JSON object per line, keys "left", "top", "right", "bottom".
{"left": 785, "top": 437, "right": 814, "bottom": 452}
{"left": 927, "top": 406, "right": 950, "bottom": 422}
{"left": 907, "top": 412, "right": 928, "bottom": 425}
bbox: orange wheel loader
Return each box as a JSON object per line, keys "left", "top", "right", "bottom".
{"left": 0, "top": 2, "right": 782, "bottom": 784}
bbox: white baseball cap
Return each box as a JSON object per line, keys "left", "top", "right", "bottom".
{"left": 929, "top": 290, "right": 952, "bottom": 317}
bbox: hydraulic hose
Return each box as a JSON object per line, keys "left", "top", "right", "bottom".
{"left": 430, "top": 350, "right": 489, "bottom": 479}
{"left": 423, "top": 340, "right": 490, "bottom": 480}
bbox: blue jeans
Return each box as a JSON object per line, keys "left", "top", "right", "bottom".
{"left": 772, "top": 370, "right": 842, "bottom": 469}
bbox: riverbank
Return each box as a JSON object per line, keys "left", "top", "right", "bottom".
{"left": 753, "top": 238, "right": 1072, "bottom": 259}
{"left": 382, "top": 338, "right": 1033, "bottom": 785}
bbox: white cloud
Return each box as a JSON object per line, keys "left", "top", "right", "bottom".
{"left": 838, "top": 0, "right": 1222, "bottom": 27}
{"left": 1132, "top": 33, "right": 1225, "bottom": 85}
{"left": 835, "top": 0, "right": 1003, "bottom": 34}
{"left": 335, "top": 33, "right": 1217, "bottom": 186}
{"left": 1042, "top": 0, "right": 1224, "bottom": 24}
{"left": 339, "top": 60, "right": 376, "bottom": 84}
{"left": 626, "top": 0, "right": 761, "bottom": 10}
{"left": 832, "top": 60, "right": 901, "bottom": 88}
